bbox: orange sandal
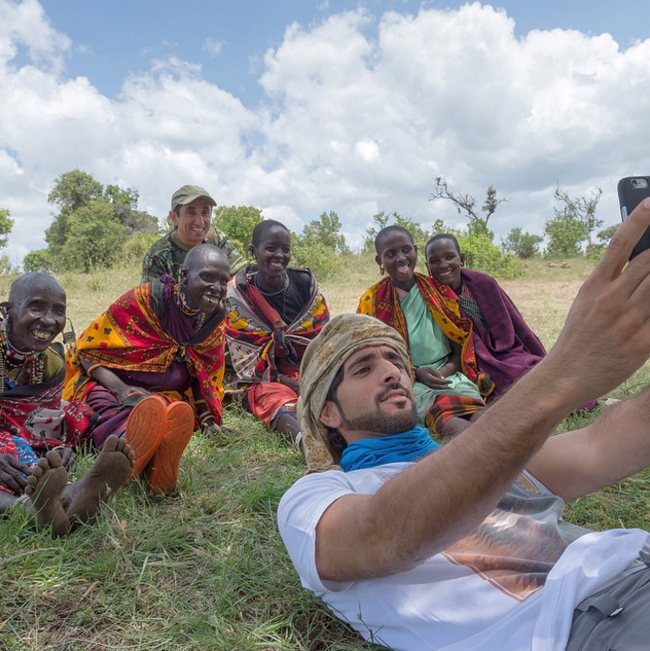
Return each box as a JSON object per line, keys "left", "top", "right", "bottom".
{"left": 145, "top": 401, "right": 195, "bottom": 494}
{"left": 124, "top": 395, "right": 167, "bottom": 479}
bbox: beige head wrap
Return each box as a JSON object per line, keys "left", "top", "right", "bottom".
{"left": 298, "top": 313, "right": 410, "bottom": 473}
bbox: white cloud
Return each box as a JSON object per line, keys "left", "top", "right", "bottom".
{"left": 0, "top": 0, "right": 69, "bottom": 72}
{"left": 1, "top": 1, "right": 650, "bottom": 265}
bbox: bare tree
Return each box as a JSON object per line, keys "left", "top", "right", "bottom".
{"left": 430, "top": 177, "right": 507, "bottom": 237}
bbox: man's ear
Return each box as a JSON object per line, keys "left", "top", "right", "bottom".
{"left": 169, "top": 209, "right": 179, "bottom": 228}
{"left": 319, "top": 400, "right": 343, "bottom": 429}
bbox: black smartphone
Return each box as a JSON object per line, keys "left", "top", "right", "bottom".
{"left": 618, "top": 176, "right": 650, "bottom": 259}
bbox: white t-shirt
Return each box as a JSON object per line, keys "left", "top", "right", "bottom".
{"left": 278, "top": 462, "right": 650, "bottom": 651}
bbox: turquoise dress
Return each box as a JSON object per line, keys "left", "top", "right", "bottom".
{"left": 400, "top": 285, "right": 482, "bottom": 425}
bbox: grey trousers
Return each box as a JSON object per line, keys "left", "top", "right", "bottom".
{"left": 566, "top": 563, "right": 650, "bottom": 651}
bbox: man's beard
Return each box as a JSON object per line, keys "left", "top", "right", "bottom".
{"left": 335, "top": 382, "right": 418, "bottom": 436}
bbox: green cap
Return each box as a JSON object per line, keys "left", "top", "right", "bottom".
{"left": 170, "top": 185, "right": 216, "bottom": 210}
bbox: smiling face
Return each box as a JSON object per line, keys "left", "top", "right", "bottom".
{"left": 319, "top": 345, "right": 417, "bottom": 444}
{"left": 170, "top": 197, "right": 213, "bottom": 247}
{"left": 425, "top": 237, "right": 463, "bottom": 291}
{"left": 180, "top": 248, "right": 230, "bottom": 314}
{"left": 6, "top": 277, "right": 67, "bottom": 353}
{"left": 250, "top": 223, "right": 291, "bottom": 284}
{"left": 375, "top": 229, "right": 418, "bottom": 291}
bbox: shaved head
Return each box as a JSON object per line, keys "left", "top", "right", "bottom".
{"left": 251, "top": 219, "right": 289, "bottom": 247}
{"left": 4, "top": 272, "right": 67, "bottom": 352}
{"left": 8, "top": 273, "right": 65, "bottom": 309}
{"left": 182, "top": 243, "right": 227, "bottom": 274}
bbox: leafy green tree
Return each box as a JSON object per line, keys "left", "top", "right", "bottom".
{"left": 0, "top": 209, "right": 14, "bottom": 251}
{"left": 57, "top": 201, "right": 128, "bottom": 273}
{"left": 44, "top": 170, "right": 160, "bottom": 272}
{"left": 544, "top": 216, "right": 586, "bottom": 258}
{"left": 596, "top": 224, "right": 618, "bottom": 244}
{"left": 430, "top": 218, "right": 448, "bottom": 236}
{"left": 122, "top": 232, "right": 161, "bottom": 264}
{"left": 583, "top": 223, "right": 619, "bottom": 261}
{"left": 23, "top": 249, "right": 55, "bottom": 273}
{"left": 46, "top": 170, "right": 103, "bottom": 255}
{"left": 430, "top": 178, "right": 506, "bottom": 240}
{"left": 290, "top": 232, "right": 338, "bottom": 281}
{"left": 501, "top": 227, "right": 543, "bottom": 259}
{"left": 545, "top": 185, "right": 603, "bottom": 257}
{"left": 362, "top": 211, "right": 391, "bottom": 252}
{"left": 458, "top": 232, "right": 524, "bottom": 278}
{"left": 300, "top": 211, "right": 349, "bottom": 254}
{"left": 105, "top": 185, "right": 159, "bottom": 234}
{"left": 214, "top": 205, "right": 264, "bottom": 255}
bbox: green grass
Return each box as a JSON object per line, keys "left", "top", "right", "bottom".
{"left": 1, "top": 408, "right": 384, "bottom": 650}
{"left": 2, "top": 257, "right": 650, "bottom": 650}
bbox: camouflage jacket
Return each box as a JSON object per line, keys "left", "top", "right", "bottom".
{"left": 141, "top": 227, "right": 247, "bottom": 282}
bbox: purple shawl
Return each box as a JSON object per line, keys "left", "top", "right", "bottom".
{"left": 460, "top": 269, "right": 545, "bottom": 397}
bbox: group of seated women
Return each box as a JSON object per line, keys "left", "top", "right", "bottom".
{"left": 0, "top": 216, "right": 549, "bottom": 536}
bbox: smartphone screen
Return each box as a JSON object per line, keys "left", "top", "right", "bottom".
{"left": 618, "top": 176, "right": 650, "bottom": 259}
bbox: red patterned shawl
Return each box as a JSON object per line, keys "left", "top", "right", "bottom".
{"left": 1, "top": 345, "right": 94, "bottom": 450}
{"left": 226, "top": 267, "right": 330, "bottom": 383}
{"left": 63, "top": 277, "right": 225, "bottom": 423}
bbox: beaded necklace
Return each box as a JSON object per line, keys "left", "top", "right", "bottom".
{"left": 173, "top": 284, "right": 206, "bottom": 330}
{"left": 254, "top": 272, "right": 289, "bottom": 319}
{"left": 0, "top": 330, "right": 46, "bottom": 393}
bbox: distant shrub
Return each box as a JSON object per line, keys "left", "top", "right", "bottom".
{"left": 457, "top": 232, "right": 524, "bottom": 278}
{"left": 501, "top": 227, "right": 543, "bottom": 259}
{"left": 290, "top": 236, "right": 339, "bottom": 282}
{"left": 122, "top": 232, "right": 160, "bottom": 265}
{"left": 23, "top": 249, "right": 56, "bottom": 273}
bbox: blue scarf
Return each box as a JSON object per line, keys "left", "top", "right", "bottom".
{"left": 340, "top": 426, "right": 440, "bottom": 471}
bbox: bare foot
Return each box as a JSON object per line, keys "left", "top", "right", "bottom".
{"left": 25, "top": 451, "right": 71, "bottom": 538}
{"left": 62, "top": 435, "right": 135, "bottom": 526}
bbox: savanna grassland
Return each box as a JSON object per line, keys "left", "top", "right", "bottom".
{"left": 1, "top": 255, "right": 650, "bottom": 651}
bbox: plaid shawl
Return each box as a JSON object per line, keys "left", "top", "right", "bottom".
{"left": 226, "top": 267, "right": 330, "bottom": 384}
{"left": 63, "top": 276, "right": 226, "bottom": 423}
{"left": 357, "top": 274, "right": 492, "bottom": 395}
{"left": 461, "top": 269, "right": 545, "bottom": 396}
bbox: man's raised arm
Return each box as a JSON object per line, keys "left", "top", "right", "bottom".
{"left": 315, "top": 197, "right": 650, "bottom": 582}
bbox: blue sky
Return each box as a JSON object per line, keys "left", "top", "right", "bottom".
{"left": 2, "top": 0, "right": 650, "bottom": 263}
{"left": 40, "top": 0, "right": 647, "bottom": 105}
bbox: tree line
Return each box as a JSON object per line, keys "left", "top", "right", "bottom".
{"left": 0, "top": 170, "right": 616, "bottom": 277}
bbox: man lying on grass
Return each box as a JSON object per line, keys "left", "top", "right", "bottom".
{"left": 278, "top": 196, "right": 650, "bottom": 651}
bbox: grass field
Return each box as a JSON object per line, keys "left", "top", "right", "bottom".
{"left": 1, "top": 255, "right": 650, "bottom": 651}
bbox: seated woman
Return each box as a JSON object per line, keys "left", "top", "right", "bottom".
{"left": 357, "top": 226, "right": 493, "bottom": 438}
{"left": 425, "top": 234, "right": 546, "bottom": 399}
{"left": 0, "top": 273, "right": 132, "bottom": 536}
{"left": 226, "top": 220, "right": 330, "bottom": 444}
{"left": 64, "top": 244, "right": 230, "bottom": 494}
